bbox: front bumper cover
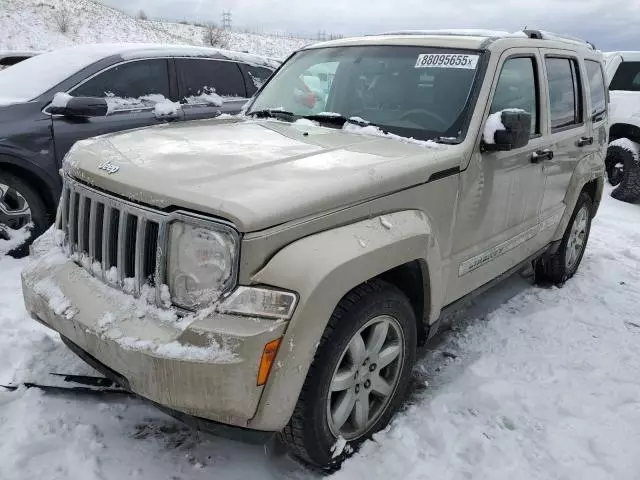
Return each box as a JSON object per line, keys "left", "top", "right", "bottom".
{"left": 21, "top": 240, "right": 287, "bottom": 432}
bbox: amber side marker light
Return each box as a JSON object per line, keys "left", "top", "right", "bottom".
{"left": 258, "top": 338, "right": 282, "bottom": 386}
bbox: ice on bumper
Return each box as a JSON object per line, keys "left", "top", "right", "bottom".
{"left": 21, "top": 229, "right": 287, "bottom": 425}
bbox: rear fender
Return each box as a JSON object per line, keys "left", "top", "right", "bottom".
{"left": 551, "top": 155, "right": 604, "bottom": 244}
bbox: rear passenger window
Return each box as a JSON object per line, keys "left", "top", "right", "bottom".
{"left": 585, "top": 60, "right": 607, "bottom": 120}
{"left": 545, "top": 57, "right": 583, "bottom": 130}
{"left": 176, "top": 59, "right": 247, "bottom": 101}
{"left": 72, "top": 59, "right": 170, "bottom": 101}
{"left": 609, "top": 62, "right": 640, "bottom": 91}
{"left": 245, "top": 65, "right": 274, "bottom": 96}
{"left": 490, "top": 57, "right": 539, "bottom": 135}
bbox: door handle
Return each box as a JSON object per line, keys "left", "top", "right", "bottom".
{"left": 531, "top": 149, "right": 554, "bottom": 163}
{"left": 577, "top": 136, "right": 594, "bottom": 147}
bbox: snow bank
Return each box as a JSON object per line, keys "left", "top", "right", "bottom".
{"left": 0, "top": 0, "right": 305, "bottom": 62}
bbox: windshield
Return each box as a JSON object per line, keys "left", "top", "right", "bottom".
{"left": 248, "top": 45, "right": 483, "bottom": 141}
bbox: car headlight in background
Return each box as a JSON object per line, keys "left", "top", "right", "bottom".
{"left": 167, "top": 221, "right": 238, "bottom": 310}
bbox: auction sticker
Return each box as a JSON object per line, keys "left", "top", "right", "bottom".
{"left": 415, "top": 54, "right": 479, "bottom": 69}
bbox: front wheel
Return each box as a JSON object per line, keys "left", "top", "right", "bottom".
{"left": 536, "top": 192, "right": 592, "bottom": 284}
{"left": 279, "top": 279, "right": 417, "bottom": 470}
{"left": 0, "top": 172, "right": 49, "bottom": 257}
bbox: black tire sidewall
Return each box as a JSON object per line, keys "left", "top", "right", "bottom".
{"left": 299, "top": 283, "right": 417, "bottom": 468}
{"left": 557, "top": 193, "right": 592, "bottom": 279}
{"left": 605, "top": 145, "right": 627, "bottom": 185}
{"left": 1, "top": 172, "right": 49, "bottom": 257}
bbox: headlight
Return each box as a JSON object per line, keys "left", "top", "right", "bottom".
{"left": 166, "top": 221, "right": 238, "bottom": 310}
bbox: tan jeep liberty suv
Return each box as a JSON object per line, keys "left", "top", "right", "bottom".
{"left": 22, "top": 29, "right": 606, "bottom": 469}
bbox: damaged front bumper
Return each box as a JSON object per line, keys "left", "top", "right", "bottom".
{"left": 21, "top": 235, "right": 287, "bottom": 437}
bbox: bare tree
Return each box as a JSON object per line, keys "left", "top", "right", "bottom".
{"left": 202, "top": 22, "right": 229, "bottom": 48}
{"left": 53, "top": 7, "right": 72, "bottom": 33}
{"left": 137, "top": 10, "right": 148, "bottom": 20}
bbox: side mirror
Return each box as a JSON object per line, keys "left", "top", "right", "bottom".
{"left": 481, "top": 109, "right": 531, "bottom": 152}
{"left": 49, "top": 95, "right": 108, "bottom": 118}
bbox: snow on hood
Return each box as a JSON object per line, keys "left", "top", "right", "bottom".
{"left": 63, "top": 118, "right": 456, "bottom": 232}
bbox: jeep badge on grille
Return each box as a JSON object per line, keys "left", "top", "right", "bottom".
{"left": 98, "top": 161, "right": 120, "bottom": 174}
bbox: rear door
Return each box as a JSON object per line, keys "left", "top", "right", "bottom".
{"left": 50, "top": 58, "right": 183, "bottom": 167}
{"left": 539, "top": 51, "right": 589, "bottom": 218}
{"left": 239, "top": 63, "right": 275, "bottom": 97}
{"left": 175, "top": 58, "right": 249, "bottom": 120}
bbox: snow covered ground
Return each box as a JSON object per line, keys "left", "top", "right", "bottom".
{"left": 0, "top": 0, "right": 307, "bottom": 59}
{"left": 1, "top": 187, "right": 640, "bottom": 479}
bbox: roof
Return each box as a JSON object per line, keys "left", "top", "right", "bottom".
{"left": 0, "top": 43, "right": 279, "bottom": 105}
{"left": 304, "top": 29, "right": 597, "bottom": 53}
{"left": 0, "top": 50, "right": 44, "bottom": 57}
{"left": 37, "top": 43, "right": 280, "bottom": 68}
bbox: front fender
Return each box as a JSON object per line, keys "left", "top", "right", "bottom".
{"left": 247, "top": 210, "right": 444, "bottom": 431}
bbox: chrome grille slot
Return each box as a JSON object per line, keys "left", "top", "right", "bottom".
{"left": 55, "top": 177, "right": 167, "bottom": 301}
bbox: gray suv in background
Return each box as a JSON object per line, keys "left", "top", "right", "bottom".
{"left": 0, "top": 43, "right": 278, "bottom": 255}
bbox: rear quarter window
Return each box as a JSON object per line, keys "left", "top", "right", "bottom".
{"left": 584, "top": 60, "right": 606, "bottom": 120}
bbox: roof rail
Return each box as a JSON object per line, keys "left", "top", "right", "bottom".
{"left": 374, "top": 28, "right": 596, "bottom": 50}
{"left": 522, "top": 29, "right": 596, "bottom": 50}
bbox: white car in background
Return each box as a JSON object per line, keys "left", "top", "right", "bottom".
{"left": 603, "top": 51, "right": 640, "bottom": 202}
{"left": 0, "top": 50, "right": 43, "bottom": 70}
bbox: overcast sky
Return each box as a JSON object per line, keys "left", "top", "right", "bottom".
{"left": 99, "top": 0, "right": 639, "bottom": 50}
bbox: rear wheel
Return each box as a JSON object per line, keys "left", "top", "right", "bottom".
{"left": 536, "top": 192, "right": 592, "bottom": 284}
{"left": 0, "top": 172, "right": 49, "bottom": 257}
{"left": 279, "top": 280, "right": 417, "bottom": 470}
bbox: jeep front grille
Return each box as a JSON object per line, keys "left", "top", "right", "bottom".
{"left": 56, "top": 177, "right": 166, "bottom": 301}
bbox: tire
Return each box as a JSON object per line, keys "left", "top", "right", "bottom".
{"left": 610, "top": 145, "right": 640, "bottom": 203}
{"left": 536, "top": 192, "right": 592, "bottom": 284}
{"left": 604, "top": 145, "right": 626, "bottom": 186}
{"left": 0, "top": 171, "right": 49, "bottom": 258}
{"left": 279, "top": 279, "right": 417, "bottom": 471}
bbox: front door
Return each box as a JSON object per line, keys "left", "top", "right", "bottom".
{"left": 51, "top": 58, "right": 183, "bottom": 167}
{"left": 448, "top": 50, "right": 549, "bottom": 303}
{"left": 175, "top": 58, "right": 250, "bottom": 121}
{"left": 538, "top": 52, "right": 590, "bottom": 219}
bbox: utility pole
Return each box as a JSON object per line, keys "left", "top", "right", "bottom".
{"left": 221, "top": 10, "right": 232, "bottom": 30}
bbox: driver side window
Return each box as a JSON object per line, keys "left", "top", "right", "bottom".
{"left": 490, "top": 57, "right": 539, "bottom": 136}
{"left": 71, "top": 59, "right": 171, "bottom": 113}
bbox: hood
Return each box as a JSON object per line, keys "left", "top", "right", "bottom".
{"left": 609, "top": 90, "right": 640, "bottom": 125}
{"left": 65, "top": 117, "right": 459, "bottom": 232}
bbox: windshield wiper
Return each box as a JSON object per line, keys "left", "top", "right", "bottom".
{"left": 248, "top": 109, "right": 296, "bottom": 121}
{"left": 434, "top": 136, "right": 460, "bottom": 145}
{"left": 301, "top": 114, "right": 374, "bottom": 128}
